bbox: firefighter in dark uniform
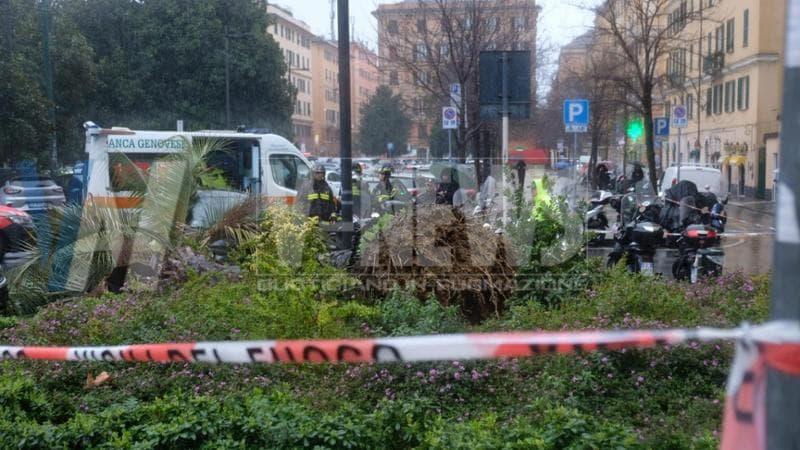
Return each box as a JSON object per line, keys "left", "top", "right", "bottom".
{"left": 352, "top": 163, "right": 370, "bottom": 218}
{"left": 296, "top": 163, "right": 337, "bottom": 221}
{"left": 371, "top": 164, "right": 408, "bottom": 213}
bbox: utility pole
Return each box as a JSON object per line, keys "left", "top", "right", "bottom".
{"left": 767, "top": 1, "right": 800, "bottom": 447}
{"left": 39, "top": 0, "right": 57, "bottom": 170}
{"left": 337, "top": 0, "right": 353, "bottom": 246}
{"left": 224, "top": 26, "right": 231, "bottom": 129}
{"left": 501, "top": 52, "right": 509, "bottom": 225}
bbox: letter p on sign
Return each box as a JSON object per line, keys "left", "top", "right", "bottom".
{"left": 569, "top": 103, "right": 583, "bottom": 122}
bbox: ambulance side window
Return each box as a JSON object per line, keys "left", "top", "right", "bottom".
{"left": 269, "top": 154, "right": 309, "bottom": 190}
{"left": 108, "top": 153, "right": 158, "bottom": 192}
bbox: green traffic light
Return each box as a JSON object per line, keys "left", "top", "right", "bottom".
{"left": 626, "top": 119, "right": 644, "bottom": 140}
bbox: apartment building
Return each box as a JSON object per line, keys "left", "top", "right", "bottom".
{"left": 374, "top": 0, "right": 538, "bottom": 154}
{"left": 350, "top": 41, "right": 380, "bottom": 153}
{"left": 661, "top": 0, "right": 785, "bottom": 198}
{"left": 311, "top": 38, "right": 340, "bottom": 156}
{"left": 267, "top": 4, "right": 315, "bottom": 151}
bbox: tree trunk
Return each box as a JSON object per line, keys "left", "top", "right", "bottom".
{"left": 642, "top": 94, "right": 658, "bottom": 191}
{"left": 590, "top": 130, "right": 600, "bottom": 190}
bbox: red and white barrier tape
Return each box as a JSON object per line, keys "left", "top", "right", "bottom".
{"left": 1, "top": 322, "right": 797, "bottom": 364}
{"left": 2, "top": 322, "right": 798, "bottom": 450}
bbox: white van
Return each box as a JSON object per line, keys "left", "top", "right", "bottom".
{"left": 83, "top": 122, "right": 311, "bottom": 208}
{"left": 659, "top": 165, "right": 722, "bottom": 196}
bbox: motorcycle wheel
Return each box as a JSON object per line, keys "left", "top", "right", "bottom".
{"left": 672, "top": 257, "right": 691, "bottom": 281}
{"left": 606, "top": 252, "right": 621, "bottom": 268}
{"left": 625, "top": 255, "right": 640, "bottom": 273}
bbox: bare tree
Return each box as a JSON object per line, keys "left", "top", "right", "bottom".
{"left": 378, "top": 0, "right": 538, "bottom": 163}
{"left": 591, "top": 0, "right": 708, "bottom": 188}
{"left": 540, "top": 30, "right": 621, "bottom": 188}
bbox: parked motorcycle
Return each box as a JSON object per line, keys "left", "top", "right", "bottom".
{"left": 586, "top": 190, "right": 617, "bottom": 245}
{"left": 606, "top": 191, "right": 664, "bottom": 275}
{"left": 670, "top": 194, "right": 727, "bottom": 283}
{"left": 671, "top": 225, "right": 724, "bottom": 282}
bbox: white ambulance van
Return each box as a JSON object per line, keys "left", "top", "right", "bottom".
{"left": 82, "top": 121, "right": 312, "bottom": 209}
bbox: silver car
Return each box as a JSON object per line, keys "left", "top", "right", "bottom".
{"left": 1, "top": 176, "right": 66, "bottom": 212}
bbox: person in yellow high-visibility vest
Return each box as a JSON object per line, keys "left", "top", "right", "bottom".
{"left": 530, "top": 177, "right": 553, "bottom": 220}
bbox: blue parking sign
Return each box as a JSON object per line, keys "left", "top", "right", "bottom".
{"left": 563, "top": 99, "right": 589, "bottom": 133}
{"left": 654, "top": 117, "right": 670, "bottom": 136}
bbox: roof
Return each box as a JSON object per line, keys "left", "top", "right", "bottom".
{"left": 562, "top": 30, "right": 594, "bottom": 51}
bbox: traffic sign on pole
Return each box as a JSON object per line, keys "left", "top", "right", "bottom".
{"left": 449, "top": 83, "right": 462, "bottom": 107}
{"left": 563, "top": 99, "right": 589, "bottom": 133}
{"left": 671, "top": 105, "right": 688, "bottom": 128}
{"left": 654, "top": 117, "right": 670, "bottom": 137}
{"left": 442, "top": 106, "right": 458, "bottom": 129}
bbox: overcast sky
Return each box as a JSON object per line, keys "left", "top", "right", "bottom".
{"left": 281, "top": 0, "right": 599, "bottom": 94}
{"left": 282, "top": 0, "right": 597, "bottom": 51}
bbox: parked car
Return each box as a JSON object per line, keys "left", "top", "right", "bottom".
{"left": 0, "top": 205, "right": 35, "bottom": 262}
{"left": 326, "top": 171, "right": 342, "bottom": 198}
{"left": 659, "top": 165, "right": 722, "bottom": 197}
{"left": 0, "top": 175, "right": 66, "bottom": 212}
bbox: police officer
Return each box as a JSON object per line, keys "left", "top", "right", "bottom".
{"left": 296, "top": 163, "right": 337, "bottom": 221}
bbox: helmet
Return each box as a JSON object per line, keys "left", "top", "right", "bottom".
{"left": 380, "top": 164, "right": 392, "bottom": 175}
{"left": 353, "top": 163, "right": 363, "bottom": 174}
{"left": 312, "top": 163, "right": 326, "bottom": 174}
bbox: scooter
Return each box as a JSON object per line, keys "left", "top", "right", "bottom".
{"left": 586, "top": 190, "right": 618, "bottom": 245}
{"left": 606, "top": 192, "right": 664, "bottom": 275}
{"left": 671, "top": 225, "right": 724, "bottom": 282}
{"left": 670, "top": 195, "right": 727, "bottom": 283}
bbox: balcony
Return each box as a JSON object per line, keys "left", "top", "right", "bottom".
{"left": 703, "top": 52, "right": 725, "bottom": 77}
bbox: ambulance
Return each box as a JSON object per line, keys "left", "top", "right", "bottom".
{"left": 82, "top": 121, "right": 312, "bottom": 209}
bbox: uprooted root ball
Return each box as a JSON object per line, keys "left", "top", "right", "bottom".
{"left": 357, "top": 205, "right": 516, "bottom": 322}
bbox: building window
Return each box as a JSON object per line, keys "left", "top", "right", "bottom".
{"left": 715, "top": 25, "right": 724, "bottom": 53}
{"left": 743, "top": 9, "right": 749, "bottom": 47}
{"left": 462, "top": 17, "right": 472, "bottom": 30}
{"left": 387, "top": 20, "right": 398, "bottom": 34}
{"left": 687, "top": 94, "right": 694, "bottom": 119}
{"left": 726, "top": 19, "right": 734, "bottom": 53}
{"left": 737, "top": 76, "right": 750, "bottom": 110}
{"left": 414, "top": 43, "right": 427, "bottom": 61}
{"left": 418, "top": 123, "right": 428, "bottom": 139}
{"left": 689, "top": 44, "right": 694, "bottom": 71}
{"left": 724, "top": 80, "right": 736, "bottom": 113}
{"left": 417, "top": 19, "right": 426, "bottom": 33}
{"left": 389, "top": 70, "right": 399, "bottom": 86}
{"left": 707, "top": 32, "right": 712, "bottom": 56}
{"left": 486, "top": 17, "right": 499, "bottom": 32}
{"left": 706, "top": 87, "right": 712, "bottom": 116}
{"left": 513, "top": 16, "right": 527, "bottom": 31}
{"left": 439, "top": 43, "right": 449, "bottom": 58}
{"left": 713, "top": 84, "right": 723, "bottom": 115}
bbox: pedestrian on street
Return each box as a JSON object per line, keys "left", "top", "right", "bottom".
{"left": 515, "top": 159, "right": 527, "bottom": 188}
{"left": 435, "top": 167, "right": 460, "bottom": 206}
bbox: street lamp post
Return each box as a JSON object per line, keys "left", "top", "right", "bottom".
{"left": 223, "top": 28, "right": 251, "bottom": 129}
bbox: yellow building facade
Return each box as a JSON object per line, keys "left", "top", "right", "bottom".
{"left": 661, "top": 0, "right": 785, "bottom": 198}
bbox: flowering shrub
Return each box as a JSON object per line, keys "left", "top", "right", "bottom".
{"left": 0, "top": 254, "right": 770, "bottom": 447}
